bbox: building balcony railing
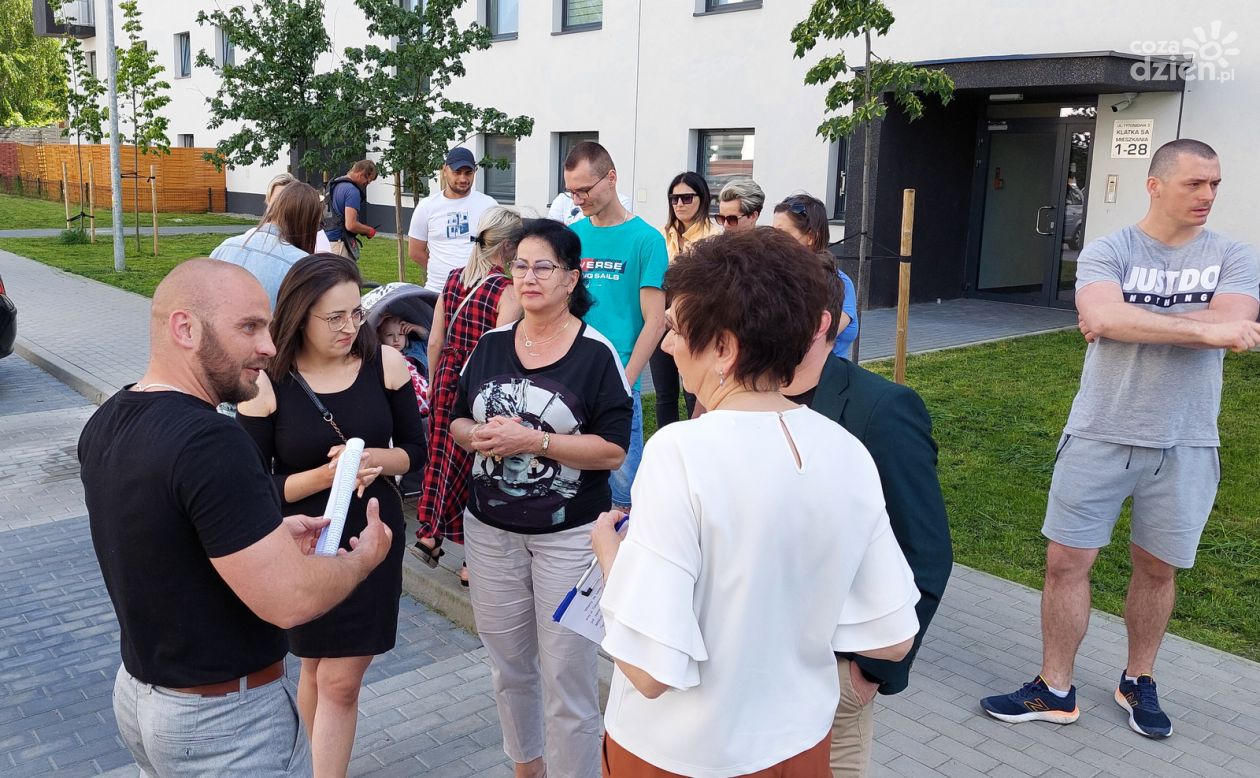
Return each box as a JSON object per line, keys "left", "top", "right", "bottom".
{"left": 33, "top": 0, "right": 96, "bottom": 39}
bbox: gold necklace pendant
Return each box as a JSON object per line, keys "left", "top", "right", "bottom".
{"left": 522, "top": 316, "right": 571, "bottom": 350}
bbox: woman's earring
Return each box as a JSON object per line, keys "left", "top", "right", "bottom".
{"left": 717, "top": 369, "right": 725, "bottom": 387}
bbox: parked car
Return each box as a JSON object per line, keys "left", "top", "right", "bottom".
{"left": 0, "top": 272, "right": 15, "bottom": 359}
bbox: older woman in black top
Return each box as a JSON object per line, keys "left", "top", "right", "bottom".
{"left": 450, "top": 219, "right": 631, "bottom": 778}
{"left": 238, "top": 254, "right": 425, "bottom": 778}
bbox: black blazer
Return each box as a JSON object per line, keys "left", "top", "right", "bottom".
{"left": 809, "top": 355, "right": 953, "bottom": 695}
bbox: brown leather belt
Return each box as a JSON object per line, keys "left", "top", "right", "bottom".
{"left": 169, "top": 660, "right": 285, "bottom": 697}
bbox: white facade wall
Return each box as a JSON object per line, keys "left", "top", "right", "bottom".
{"left": 69, "top": 0, "right": 1257, "bottom": 248}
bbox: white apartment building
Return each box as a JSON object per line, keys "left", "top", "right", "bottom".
{"left": 35, "top": 0, "right": 1258, "bottom": 309}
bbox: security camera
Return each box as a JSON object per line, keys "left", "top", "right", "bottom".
{"left": 1111, "top": 92, "right": 1139, "bottom": 112}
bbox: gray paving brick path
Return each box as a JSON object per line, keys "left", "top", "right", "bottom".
{"left": 0, "top": 355, "right": 94, "bottom": 532}
{"left": 0, "top": 225, "right": 251, "bottom": 239}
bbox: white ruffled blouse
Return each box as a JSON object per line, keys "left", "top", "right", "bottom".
{"left": 601, "top": 407, "right": 920, "bottom": 777}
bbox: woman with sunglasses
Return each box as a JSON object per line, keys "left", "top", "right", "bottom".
{"left": 450, "top": 219, "right": 632, "bottom": 778}
{"left": 650, "top": 172, "right": 720, "bottom": 426}
{"left": 774, "top": 194, "right": 860, "bottom": 360}
{"left": 237, "top": 254, "right": 426, "bottom": 778}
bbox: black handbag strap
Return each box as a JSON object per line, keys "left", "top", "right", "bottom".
{"left": 288, "top": 369, "right": 404, "bottom": 506}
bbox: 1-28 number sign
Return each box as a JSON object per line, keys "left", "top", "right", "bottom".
{"left": 1111, "top": 119, "right": 1154, "bottom": 158}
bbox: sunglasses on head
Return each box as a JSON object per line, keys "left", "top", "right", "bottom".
{"left": 668, "top": 193, "right": 696, "bottom": 206}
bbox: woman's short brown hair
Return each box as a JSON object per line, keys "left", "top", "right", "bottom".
{"left": 665, "top": 227, "right": 831, "bottom": 389}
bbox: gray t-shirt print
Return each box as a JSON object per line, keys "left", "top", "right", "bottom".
{"left": 1065, "top": 225, "right": 1260, "bottom": 448}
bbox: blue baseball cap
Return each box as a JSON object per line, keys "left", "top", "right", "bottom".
{"left": 445, "top": 147, "right": 477, "bottom": 171}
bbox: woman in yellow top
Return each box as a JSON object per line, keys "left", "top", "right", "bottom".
{"left": 650, "top": 172, "right": 721, "bottom": 427}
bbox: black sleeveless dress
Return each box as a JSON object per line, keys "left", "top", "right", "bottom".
{"left": 239, "top": 350, "right": 426, "bottom": 657}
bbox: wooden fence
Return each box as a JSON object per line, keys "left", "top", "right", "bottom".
{"left": 0, "top": 142, "right": 228, "bottom": 213}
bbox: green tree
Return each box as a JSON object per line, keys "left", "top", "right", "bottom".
{"left": 195, "top": 0, "right": 372, "bottom": 181}
{"left": 792, "top": 0, "right": 953, "bottom": 361}
{"left": 346, "top": 0, "right": 533, "bottom": 275}
{"left": 60, "top": 31, "right": 104, "bottom": 223}
{"left": 115, "top": 0, "right": 171, "bottom": 254}
{"left": 0, "top": 0, "right": 66, "bottom": 126}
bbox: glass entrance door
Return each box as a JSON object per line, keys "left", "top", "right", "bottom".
{"left": 971, "top": 115, "right": 1094, "bottom": 308}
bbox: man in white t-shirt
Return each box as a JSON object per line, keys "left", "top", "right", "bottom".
{"left": 407, "top": 147, "right": 498, "bottom": 293}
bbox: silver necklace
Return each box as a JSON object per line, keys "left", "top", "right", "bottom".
{"left": 133, "top": 382, "right": 188, "bottom": 394}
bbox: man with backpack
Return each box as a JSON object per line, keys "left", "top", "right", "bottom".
{"left": 325, "top": 160, "right": 379, "bottom": 261}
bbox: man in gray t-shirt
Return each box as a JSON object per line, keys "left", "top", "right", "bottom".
{"left": 981, "top": 140, "right": 1260, "bottom": 740}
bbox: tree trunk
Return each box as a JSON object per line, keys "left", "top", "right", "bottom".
{"left": 133, "top": 131, "right": 141, "bottom": 257}
{"left": 851, "top": 27, "right": 875, "bottom": 363}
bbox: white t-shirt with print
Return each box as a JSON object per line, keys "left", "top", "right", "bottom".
{"left": 408, "top": 190, "right": 498, "bottom": 293}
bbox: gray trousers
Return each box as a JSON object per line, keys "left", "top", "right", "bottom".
{"left": 464, "top": 513, "right": 601, "bottom": 778}
{"left": 113, "top": 664, "right": 311, "bottom": 777}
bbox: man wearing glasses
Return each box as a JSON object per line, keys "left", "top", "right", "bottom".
{"left": 564, "top": 142, "right": 667, "bottom": 510}
{"left": 408, "top": 147, "right": 498, "bottom": 294}
{"left": 716, "top": 178, "right": 766, "bottom": 232}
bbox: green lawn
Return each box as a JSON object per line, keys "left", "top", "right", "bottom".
{"left": 3, "top": 231, "right": 1256, "bottom": 660}
{"left": 0, "top": 193, "right": 256, "bottom": 231}
{"left": 645, "top": 333, "right": 1260, "bottom": 661}
{"left": 0, "top": 234, "right": 422, "bottom": 297}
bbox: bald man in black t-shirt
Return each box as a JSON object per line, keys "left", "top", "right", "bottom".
{"left": 79, "top": 259, "right": 392, "bottom": 776}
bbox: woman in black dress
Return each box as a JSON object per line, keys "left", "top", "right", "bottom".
{"left": 238, "top": 253, "right": 425, "bottom": 778}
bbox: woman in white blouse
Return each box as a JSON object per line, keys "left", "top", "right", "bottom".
{"left": 591, "top": 228, "right": 920, "bottom": 777}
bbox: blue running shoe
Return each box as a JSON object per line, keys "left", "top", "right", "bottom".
{"left": 1115, "top": 673, "right": 1172, "bottom": 738}
{"left": 980, "top": 676, "right": 1080, "bottom": 724}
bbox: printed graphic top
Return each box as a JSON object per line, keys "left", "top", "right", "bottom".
{"left": 407, "top": 190, "right": 498, "bottom": 294}
{"left": 1067, "top": 225, "right": 1260, "bottom": 447}
{"left": 453, "top": 321, "right": 633, "bottom": 534}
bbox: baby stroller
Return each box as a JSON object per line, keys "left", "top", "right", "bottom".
{"left": 361, "top": 282, "right": 439, "bottom": 495}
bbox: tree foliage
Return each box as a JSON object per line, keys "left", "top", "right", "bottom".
{"left": 791, "top": 0, "right": 954, "bottom": 141}
{"left": 61, "top": 34, "right": 104, "bottom": 145}
{"left": 195, "top": 0, "right": 372, "bottom": 179}
{"left": 0, "top": 0, "right": 66, "bottom": 125}
{"left": 345, "top": 0, "right": 534, "bottom": 197}
{"left": 115, "top": 0, "right": 171, "bottom": 154}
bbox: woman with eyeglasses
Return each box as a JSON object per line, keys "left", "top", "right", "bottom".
{"left": 412, "top": 206, "right": 524, "bottom": 586}
{"left": 237, "top": 253, "right": 426, "bottom": 778}
{"left": 774, "top": 194, "right": 860, "bottom": 360}
{"left": 450, "top": 218, "right": 632, "bottom": 778}
{"left": 649, "top": 172, "right": 720, "bottom": 427}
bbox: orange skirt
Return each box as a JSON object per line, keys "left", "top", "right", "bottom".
{"left": 602, "top": 732, "right": 830, "bottom": 777}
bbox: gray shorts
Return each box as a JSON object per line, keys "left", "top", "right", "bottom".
{"left": 1042, "top": 434, "right": 1220, "bottom": 568}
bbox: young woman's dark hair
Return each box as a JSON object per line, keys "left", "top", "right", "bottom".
{"left": 512, "top": 219, "right": 595, "bottom": 318}
{"left": 267, "top": 253, "right": 378, "bottom": 380}
{"left": 773, "top": 194, "right": 831, "bottom": 254}
{"left": 254, "top": 180, "right": 322, "bottom": 254}
{"left": 664, "top": 171, "right": 712, "bottom": 239}
{"left": 666, "top": 227, "right": 829, "bottom": 390}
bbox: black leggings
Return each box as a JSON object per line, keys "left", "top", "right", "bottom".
{"left": 648, "top": 343, "right": 695, "bottom": 427}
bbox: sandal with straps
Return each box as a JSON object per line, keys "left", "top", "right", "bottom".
{"left": 409, "top": 537, "right": 444, "bottom": 569}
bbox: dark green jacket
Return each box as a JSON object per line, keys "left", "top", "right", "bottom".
{"left": 809, "top": 355, "right": 952, "bottom": 695}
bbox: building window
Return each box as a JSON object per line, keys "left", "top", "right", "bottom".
{"left": 701, "top": 0, "right": 761, "bottom": 12}
{"left": 833, "top": 136, "right": 848, "bottom": 221}
{"left": 556, "top": 131, "right": 598, "bottom": 197}
{"left": 215, "top": 27, "right": 234, "bottom": 67}
{"left": 697, "top": 129, "right": 755, "bottom": 205}
{"left": 178, "top": 134, "right": 195, "bottom": 148}
{"left": 487, "top": 0, "right": 518, "bottom": 38}
{"left": 562, "top": 0, "right": 601, "bottom": 32}
{"left": 483, "top": 135, "right": 517, "bottom": 204}
{"left": 85, "top": 50, "right": 97, "bottom": 78}
{"left": 175, "top": 32, "right": 191, "bottom": 78}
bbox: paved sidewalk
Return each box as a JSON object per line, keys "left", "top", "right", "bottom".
{"left": 0, "top": 225, "right": 251, "bottom": 239}
{"left": 4, "top": 248, "right": 1259, "bottom": 776}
